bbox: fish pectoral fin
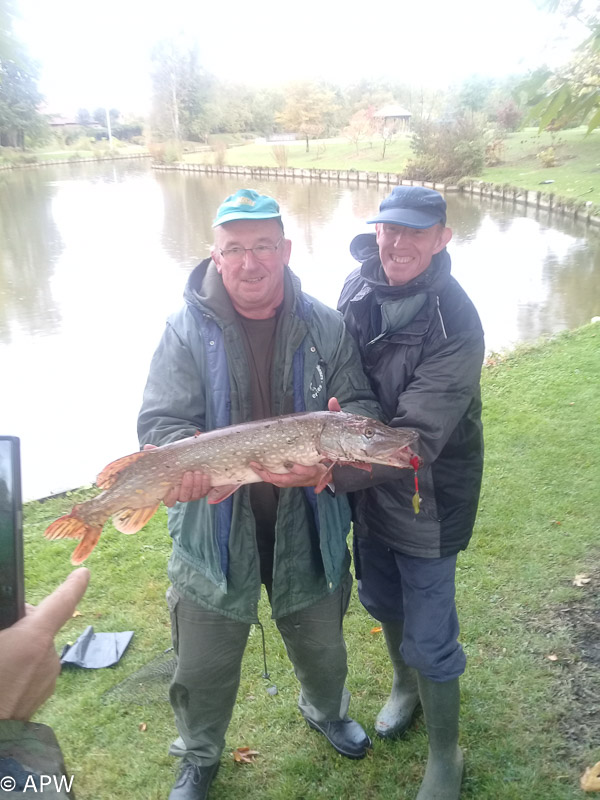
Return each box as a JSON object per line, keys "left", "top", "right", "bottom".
{"left": 315, "top": 465, "right": 335, "bottom": 494}
{"left": 207, "top": 484, "right": 240, "bottom": 504}
{"left": 112, "top": 504, "right": 160, "bottom": 534}
{"left": 336, "top": 461, "right": 373, "bottom": 472}
{"left": 97, "top": 450, "right": 149, "bottom": 490}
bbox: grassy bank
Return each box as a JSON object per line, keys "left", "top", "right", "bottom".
{"left": 22, "top": 324, "right": 600, "bottom": 799}
{"left": 0, "top": 142, "right": 148, "bottom": 166}
{"left": 478, "top": 127, "right": 600, "bottom": 205}
{"left": 184, "top": 135, "right": 414, "bottom": 172}
{"left": 183, "top": 127, "right": 600, "bottom": 206}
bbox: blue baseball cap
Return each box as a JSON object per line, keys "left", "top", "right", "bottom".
{"left": 212, "top": 189, "right": 282, "bottom": 227}
{"left": 367, "top": 186, "right": 446, "bottom": 229}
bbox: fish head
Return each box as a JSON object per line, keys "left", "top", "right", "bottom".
{"left": 320, "top": 413, "right": 419, "bottom": 468}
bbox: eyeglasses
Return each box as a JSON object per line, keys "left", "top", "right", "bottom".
{"left": 218, "top": 237, "right": 283, "bottom": 265}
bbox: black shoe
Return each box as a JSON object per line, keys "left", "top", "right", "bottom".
{"left": 306, "top": 717, "right": 372, "bottom": 759}
{"left": 168, "top": 760, "right": 219, "bottom": 800}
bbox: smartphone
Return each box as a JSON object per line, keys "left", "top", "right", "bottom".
{"left": 0, "top": 435, "right": 24, "bottom": 629}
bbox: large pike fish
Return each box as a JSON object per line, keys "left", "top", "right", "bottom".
{"left": 45, "top": 411, "right": 418, "bottom": 564}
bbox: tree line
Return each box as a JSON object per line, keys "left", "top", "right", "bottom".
{"left": 0, "top": 0, "right": 598, "bottom": 162}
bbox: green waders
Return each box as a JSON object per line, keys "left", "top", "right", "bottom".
{"left": 375, "top": 622, "right": 420, "bottom": 738}
{"left": 416, "top": 676, "right": 464, "bottom": 800}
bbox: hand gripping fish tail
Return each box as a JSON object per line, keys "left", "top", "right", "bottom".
{"left": 43, "top": 411, "right": 419, "bottom": 564}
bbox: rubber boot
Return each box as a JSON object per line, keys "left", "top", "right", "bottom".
{"left": 375, "top": 621, "right": 420, "bottom": 738}
{"left": 415, "top": 676, "right": 463, "bottom": 800}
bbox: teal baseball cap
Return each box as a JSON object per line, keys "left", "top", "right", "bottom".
{"left": 212, "top": 189, "right": 282, "bottom": 227}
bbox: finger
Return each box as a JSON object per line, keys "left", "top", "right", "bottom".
{"left": 143, "top": 444, "right": 157, "bottom": 451}
{"left": 328, "top": 397, "right": 342, "bottom": 412}
{"left": 163, "top": 485, "right": 180, "bottom": 507}
{"left": 249, "top": 462, "right": 271, "bottom": 479}
{"left": 191, "top": 471, "right": 210, "bottom": 500}
{"left": 177, "top": 471, "right": 196, "bottom": 503}
{"left": 29, "top": 569, "right": 90, "bottom": 636}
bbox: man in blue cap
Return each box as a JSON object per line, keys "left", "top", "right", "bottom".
{"left": 138, "top": 189, "right": 379, "bottom": 799}
{"left": 337, "top": 185, "right": 485, "bottom": 800}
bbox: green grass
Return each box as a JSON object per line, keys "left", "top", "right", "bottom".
{"left": 0, "top": 143, "right": 149, "bottom": 166}
{"left": 184, "top": 135, "right": 414, "bottom": 172}
{"left": 478, "top": 127, "right": 600, "bottom": 205}
{"left": 22, "top": 323, "right": 600, "bottom": 799}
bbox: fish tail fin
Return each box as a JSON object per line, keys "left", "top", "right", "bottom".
{"left": 44, "top": 510, "right": 105, "bottom": 565}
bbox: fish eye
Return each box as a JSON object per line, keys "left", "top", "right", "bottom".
{"left": 364, "top": 427, "right": 375, "bottom": 438}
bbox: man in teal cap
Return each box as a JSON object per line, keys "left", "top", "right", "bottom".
{"left": 138, "top": 189, "right": 380, "bottom": 799}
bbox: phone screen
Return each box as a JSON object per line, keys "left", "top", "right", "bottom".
{"left": 0, "top": 436, "right": 24, "bottom": 629}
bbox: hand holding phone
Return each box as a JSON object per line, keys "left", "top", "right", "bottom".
{"left": 0, "top": 435, "right": 24, "bottom": 630}
{"left": 0, "top": 567, "right": 90, "bottom": 720}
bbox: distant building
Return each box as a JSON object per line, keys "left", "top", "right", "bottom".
{"left": 267, "top": 133, "right": 297, "bottom": 142}
{"left": 46, "top": 114, "right": 103, "bottom": 130}
{"left": 47, "top": 114, "right": 80, "bottom": 129}
{"left": 373, "top": 105, "right": 412, "bottom": 132}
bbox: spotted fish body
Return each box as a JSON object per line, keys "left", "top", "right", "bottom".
{"left": 44, "top": 411, "right": 418, "bottom": 564}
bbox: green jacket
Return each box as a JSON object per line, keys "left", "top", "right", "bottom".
{"left": 0, "top": 721, "right": 73, "bottom": 798}
{"left": 138, "top": 261, "right": 380, "bottom": 623}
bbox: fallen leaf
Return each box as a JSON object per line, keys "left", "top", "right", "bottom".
{"left": 233, "top": 747, "right": 260, "bottom": 764}
{"left": 580, "top": 760, "right": 600, "bottom": 791}
{"left": 547, "top": 654, "right": 559, "bottom": 662}
{"left": 72, "top": 609, "right": 83, "bottom": 618}
{"left": 139, "top": 723, "right": 147, "bottom": 732}
{"left": 370, "top": 626, "right": 383, "bottom": 634}
{"left": 573, "top": 574, "right": 591, "bottom": 587}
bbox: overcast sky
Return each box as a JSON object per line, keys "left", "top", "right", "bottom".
{"left": 14, "top": 0, "right": 587, "bottom": 115}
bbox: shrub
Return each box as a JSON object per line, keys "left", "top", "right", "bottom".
{"left": 271, "top": 144, "right": 288, "bottom": 168}
{"left": 494, "top": 100, "right": 524, "bottom": 132}
{"left": 212, "top": 142, "right": 226, "bottom": 167}
{"left": 484, "top": 130, "right": 506, "bottom": 166}
{"left": 149, "top": 141, "right": 182, "bottom": 164}
{"left": 111, "top": 122, "right": 143, "bottom": 141}
{"left": 404, "top": 117, "right": 486, "bottom": 183}
{"left": 537, "top": 147, "right": 558, "bottom": 167}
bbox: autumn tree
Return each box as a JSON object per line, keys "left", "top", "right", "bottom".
{"left": 277, "top": 82, "right": 337, "bottom": 152}
{"left": 343, "top": 107, "right": 376, "bottom": 154}
{"left": 520, "top": 0, "right": 600, "bottom": 132}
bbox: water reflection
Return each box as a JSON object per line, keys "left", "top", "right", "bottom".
{"left": 0, "top": 162, "right": 599, "bottom": 499}
{"left": 0, "top": 170, "right": 63, "bottom": 343}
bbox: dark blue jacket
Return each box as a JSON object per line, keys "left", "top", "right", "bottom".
{"left": 338, "top": 234, "right": 484, "bottom": 557}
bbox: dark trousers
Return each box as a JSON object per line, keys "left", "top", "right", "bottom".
{"left": 166, "top": 576, "right": 352, "bottom": 766}
{"left": 355, "top": 535, "right": 466, "bottom": 682}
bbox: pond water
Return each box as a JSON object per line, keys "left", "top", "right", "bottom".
{"left": 1, "top": 160, "right": 599, "bottom": 499}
